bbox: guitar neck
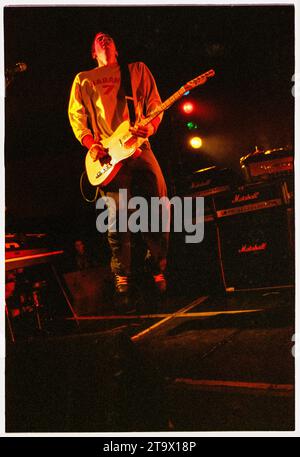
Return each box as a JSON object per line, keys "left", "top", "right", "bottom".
{"left": 139, "top": 87, "right": 186, "bottom": 127}
{"left": 139, "top": 68, "right": 215, "bottom": 128}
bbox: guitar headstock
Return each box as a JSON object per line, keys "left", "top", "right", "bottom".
{"left": 183, "top": 69, "right": 215, "bottom": 92}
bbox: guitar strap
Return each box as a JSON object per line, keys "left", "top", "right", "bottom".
{"left": 119, "top": 62, "right": 136, "bottom": 126}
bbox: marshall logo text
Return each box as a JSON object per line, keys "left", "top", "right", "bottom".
{"left": 238, "top": 242, "right": 267, "bottom": 253}
{"left": 232, "top": 192, "right": 260, "bottom": 204}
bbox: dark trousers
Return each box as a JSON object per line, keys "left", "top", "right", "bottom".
{"left": 101, "top": 142, "right": 169, "bottom": 276}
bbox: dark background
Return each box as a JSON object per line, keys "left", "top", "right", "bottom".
{"left": 4, "top": 5, "right": 294, "bottom": 238}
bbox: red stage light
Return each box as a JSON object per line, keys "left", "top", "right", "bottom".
{"left": 182, "top": 101, "right": 194, "bottom": 114}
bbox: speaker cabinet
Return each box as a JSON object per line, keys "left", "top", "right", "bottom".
{"left": 217, "top": 205, "right": 294, "bottom": 290}
{"left": 168, "top": 187, "right": 227, "bottom": 297}
{"left": 169, "top": 180, "right": 294, "bottom": 294}
{"left": 168, "top": 218, "right": 224, "bottom": 296}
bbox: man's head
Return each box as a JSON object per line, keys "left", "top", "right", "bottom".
{"left": 91, "top": 32, "right": 118, "bottom": 67}
{"left": 74, "top": 239, "right": 85, "bottom": 255}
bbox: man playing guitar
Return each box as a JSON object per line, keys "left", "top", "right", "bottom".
{"left": 68, "top": 32, "right": 169, "bottom": 303}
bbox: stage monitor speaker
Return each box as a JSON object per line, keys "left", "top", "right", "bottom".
{"left": 217, "top": 205, "right": 294, "bottom": 291}
{"left": 6, "top": 330, "right": 167, "bottom": 432}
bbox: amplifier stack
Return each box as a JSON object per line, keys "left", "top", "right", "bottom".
{"left": 214, "top": 181, "right": 293, "bottom": 291}
{"left": 169, "top": 155, "right": 294, "bottom": 294}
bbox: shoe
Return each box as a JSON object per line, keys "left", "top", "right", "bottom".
{"left": 114, "top": 274, "right": 130, "bottom": 295}
{"left": 153, "top": 272, "right": 167, "bottom": 294}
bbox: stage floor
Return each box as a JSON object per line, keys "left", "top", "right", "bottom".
{"left": 6, "top": 287, "right": 295, "bottom": 432}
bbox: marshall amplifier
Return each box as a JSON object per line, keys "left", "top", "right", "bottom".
{"left": 183, "top": 166, "right": 242, "bottom": 222}
{"left": 214, "top": 181, "right": 284, "bottom": 218}
{"left": 184, "top": 166, "right": 241, "bottom": 196}
{"left": 240, "top": 147, "right": 294, "bottom": 183}
{"left": 214, "top": 182, "right": 294, "bottom": 291}
{"left": 180, "top": 191, "right": 214, "bottom": 223}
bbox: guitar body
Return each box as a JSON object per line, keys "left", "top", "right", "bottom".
{"left": 84, "top": 69, "right": 215, "bottom": 186}
{"left": 85, "top": 120, "right": 145, "bottom": 186}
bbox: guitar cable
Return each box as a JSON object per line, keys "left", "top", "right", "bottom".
{"left": 80, "top": 170, "right": 99, "bottom": 203}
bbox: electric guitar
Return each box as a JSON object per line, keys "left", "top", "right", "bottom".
{"left": 85, "top": 69, "right": 215, "bottom": 186}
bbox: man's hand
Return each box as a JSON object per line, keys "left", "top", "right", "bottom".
{"left": 89, "top": 143, "right": 108, "bottom": 161}
{"left": 129, "top": 122, "right": 155, "bottom": 139}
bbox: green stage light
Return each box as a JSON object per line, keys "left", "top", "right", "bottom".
{"left": 186, "top": 121, "right": 198, "bottom": 130}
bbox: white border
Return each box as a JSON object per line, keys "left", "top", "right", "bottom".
{"left": 0, "top": 0, "right": 298, "bottom": 438}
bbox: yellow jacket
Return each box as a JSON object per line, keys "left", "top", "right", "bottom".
{"left": 68, "top": 61, "right": 163, "bottom": 145}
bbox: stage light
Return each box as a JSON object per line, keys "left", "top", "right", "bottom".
{"left": 189, "top": 136, "right": 203, "bottom": 149}
{"left": 186, "top": 121, "right": 198, "bottom": 130}
{"left": 182, "top": 101, "right": 194, "bottom": 114}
